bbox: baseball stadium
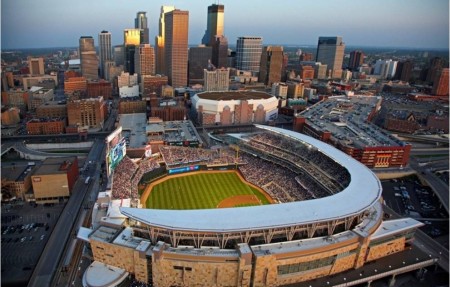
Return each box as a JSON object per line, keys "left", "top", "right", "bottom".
{"left": 79, "top": 124, "right": 423, "bottom": 287}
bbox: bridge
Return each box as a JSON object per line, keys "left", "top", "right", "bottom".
{"left": 1, "top": 141, "right": 89, "bottom": 160}
{"left": 397, "top": 133, "right": 449, "bottom": 145}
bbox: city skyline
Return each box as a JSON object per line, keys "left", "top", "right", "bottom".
{"left": 1, "top": 0, "right": 449, "bottom": 50}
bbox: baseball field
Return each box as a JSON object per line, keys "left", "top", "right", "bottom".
{"left": 143, "top": 171, "right": 274, "bottom": 209}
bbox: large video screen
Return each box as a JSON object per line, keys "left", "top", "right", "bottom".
{"left": 105, "top": 126, "right": 126, "bottom": 176}
{"left": 107, "top": 138, "right": 126, "bottom": 174}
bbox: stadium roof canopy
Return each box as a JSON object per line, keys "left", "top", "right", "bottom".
{"left": 120, "top": 125, "right": 382, "bottom": 233}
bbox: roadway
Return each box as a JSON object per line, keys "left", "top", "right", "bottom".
{"left": 27, "top": 140, "right": 105, "bottom": 287}
{"left": 397, "top": 133, "right": 449, "bottom": 144}
{"left": 408, "top": 156, "right": 449, "bottom": 213}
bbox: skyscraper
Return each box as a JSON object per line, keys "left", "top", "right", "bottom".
{"left": 135, "top": 12, "right": 149, "bottom": 44}
{"left": 165, "top": 9, "right": 189, "bottom": 88}
{"left": 432, "top": 68, "right": 449, "bottom": 96}
{"left": 259, "top": 46, "right": 285, "bottom": 86}
{"left": 28, "top": 57, "right": 45, "bottom": 75}
{"left": 348, "top": 50, "right": 364, "bottom": 71}
{"left": 79, "top": 36, "right": 98, "bottom": 80}
{"left": 188, "top": 45, "right": 212, "bottom": 84}
{"left": 202, "top": 4, "right": 224, "bottom": 46}
{"left": 235, "top": 37, "right": 263, "bottom": 73}
{"left": 134, "top": 44, "right": 155, "bottom": 77}
{"left": 114, "top": 45, "right": 125, "bottom": 66}
{"left": 394, "top": 60, "right": 413, "bottom": 82}
{"left": 98, "top": 31, "right": 112, "bottom": 79}
{"left": 212, "top": 35, "right": 228, "bottom": 69}
{"left": 426, "top": 57, "right": 443, "bottom": 83}
{"left": 316, "top": 36, "right": 345, "bottom": 78}
{"left": 155, "top": 6, "right": 175, "bottom": 75}
{"left": 124, "top": 29, "right": 144, "bottom": 74}
{"left": 202, "top": 4, "right": 228, "bottom": 68}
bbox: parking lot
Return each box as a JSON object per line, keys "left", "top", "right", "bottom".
{"left": 381, "top": 174, "right": 449, "bottom": 248}
{"left": 1, "top": 200, "right": 64, "bottom": 286}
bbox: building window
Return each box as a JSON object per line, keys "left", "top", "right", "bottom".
{"left": 277, "top": 256, "right": 336, "bottom": 276}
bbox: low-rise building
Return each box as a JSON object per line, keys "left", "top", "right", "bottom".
{"left": 1, "top": 164, "right": 34, "bottom": 201}
{"left": 1, "top": 107, "right": 21, "bottom": 125}
{"left": 36, "top": 101, "right": 67, "bottom": 118}
{"left": 294, "top": 95, "right": 411, "bottom": 168}
{"left": 26, "top": 118, "right": 66, "bottom": 135}
{"left": 31, "top": 157, "right": 79, "bottom": 204}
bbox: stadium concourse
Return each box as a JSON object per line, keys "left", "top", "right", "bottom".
{"left": 77, "top": 125, "right": 424, "bottom": 287}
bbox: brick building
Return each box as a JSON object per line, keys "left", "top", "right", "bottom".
{"left": 119, "top": 98, "right": 147, "bottom": 114}
{"left": 299, "top": 65, "right": 315, "bottom": 80}
{"left": 5, "top": 89, "right": 30, "bottom": 112}
{"left": 26, "top": 118, "right": 66, "bottom": 135}
{"left": 1, "top": 164, "right": 34, "bottom": 201}
{"left": 432, "top": 68, "right": 449, "bottom": 96}
{"left": 64, "top": 77, "right": 87, "bottom": 95}
{"left": 151, "top": 106, "right": 186, "bottom": 121}
{"left": 87, "top": 80, "right": 113, "bottom": 100}
{"left": 36, "top": 101, "right": 67, "bottom": 118}
{"left": 1, "top": 107, "right": 21, "bottom": 125}
{"left": 67, "top": 96, "right": 106, "bottom": 129}
{"left": 141, "top": 75, "right": 168, "bottom": 97}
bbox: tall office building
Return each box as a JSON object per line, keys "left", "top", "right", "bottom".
{"left": 188, "top": 45, "right": 212, "bottom": 83}
{"left": 124, "top": 29, "right": 144, "bottom": 74}
{"left": 394, "top": 60, "right": 413, "bottom": 82}
{"left": 135, "top": 44, "right": 155, "bottom": 77}
{"left": 98, "top": 31, "right": 112, "bottom": 79}
{"left": 373, "top": 59, "right": 397, "bottom": 79}
{"left": 235, "top": 37, "right": 263, "bottom": 73}
{"left": 79, "top": 36, "right": 99, "bottom": 80}
{"left": 259, "top": 46, "right": 285, "bottom": 86}
{"left": 348, "top": 50, "right": 364, "bottom": 71}
{"left": 202, "top": 4, "right": 224, "bottom": 46}
{"left": 114, "top": 45, "right": 125, "bottom": 66}
{"left": 212, "top": 35, "right": 228, "bottom": 68}
{"left": 28, "top": 57, "right": 45, "bottom": 75}
{"left": 432, "top": 68, "right": 449, "bottom": 96}
{"left": 135, "top": 12, "right": 149, "bottom": 44}
{"left": 165, "top": 9, "right": 189, "bottom": 88}
{"left": 155, "top": 6, "right": 175, "bottom": 75}
{"left": 426, "top": 57, "right": 443, "bottom": 83}
{"left": 315, "top": 36, "right": 345, "bottom": 78}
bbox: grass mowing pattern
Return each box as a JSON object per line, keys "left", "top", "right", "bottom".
{"left": 146, "top": 172, "right": 270, "bottom": 209}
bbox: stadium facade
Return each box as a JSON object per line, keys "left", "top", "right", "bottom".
{"left": 191, "top": 91, "right": 278, "bottom": 125}
{"left": 78, "top": 125, "right": 422, "bottom": 287}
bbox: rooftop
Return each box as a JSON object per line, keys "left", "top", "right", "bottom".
{"left": 33, "top": 157, "right": 76, "bottom": 175}
{"left": 1, "top": 165, "right": 31, "bottom": 182}
{"left": 299, "top": 95, "right": 405, "bottom": 148}
{"left": 112, "top": 227, "right": 151, "bottom": 251}
{"left": 89, "top": 225, "right": 122, "bottom": 243}
{"left": 196, "top": 91, "right": 273, "bottom": 101}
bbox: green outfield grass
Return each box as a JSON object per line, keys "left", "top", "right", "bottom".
{"left": 146, "top": 172, "right": 270, "bottom": 209}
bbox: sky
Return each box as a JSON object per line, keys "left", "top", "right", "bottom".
{"left": 1, "top": 0, "right": 449, "bottom": 50}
